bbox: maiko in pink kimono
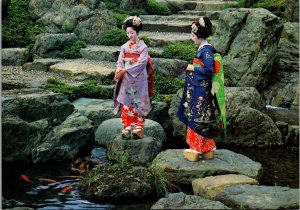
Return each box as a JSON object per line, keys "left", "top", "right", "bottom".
{"left": 113, "top": 16, "right": 153, "bottom": 140}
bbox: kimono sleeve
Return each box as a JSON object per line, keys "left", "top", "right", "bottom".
{"left": 116, "top": 46, "right": 125, "bottom": 71}
{"left": 194, "top": 49, "right": 214, "bottom": 79}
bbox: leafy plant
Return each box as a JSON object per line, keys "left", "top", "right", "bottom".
{"left": 45, "top": 78, "right": 111, "bottom": 101}
{"left": 145, "top": 0, "right": 172, "bottom": 16}
{"left": 161, "top": 41, "right": 197, "bottom": 62}
{"left": 62, "top": 21, "right": 73, "bottom": 32}
{"left": 57, "top": 40, "right": 86, "bottom": 59}
{"left": 2, "top": 0, "right": 46, "bottom": 47}
{"left": 102, "top": 0, "right": 122, "bottom": 10}
{"left": 147, "top": 163, "right": 181, "bottom": 196}
{"left": 139, "top": 35, "right": 151, "bottom": 47}
{"left": 99, "top": 29, "right": 128, "bottom": 46}
{"left": 154, "top": 72, "right": 184, "bottom": 95}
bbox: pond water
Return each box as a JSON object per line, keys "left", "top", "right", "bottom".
{"left": 2, "top": 146, "right": 299, "bottom": 209}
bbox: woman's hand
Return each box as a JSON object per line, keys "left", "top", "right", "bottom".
{"left": 186, "top": 64, "right": 194, "bottom": 71}
{"left": 114, "top": 69, "right": 126, "bottom": 81}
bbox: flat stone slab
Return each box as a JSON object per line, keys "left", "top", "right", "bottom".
{"left": 140, "top": 31, "right": 190, "bottom": 47}
{"left": 216, "top": 184, "right": 299, "bottom": 209}
{"left": 192, "top": 174, "right": 259, "bottom": 199}
{"left": 150, "top": 149, "right": 262, "bottom": 184}
{"left": 49, "top": 59, "right": 115, "bottom": 80}
{"left": 151, "top": 192, "right": 230, "bottom": 209}
{"left": 30, "top": 58, "right": 64, "bottom": 71}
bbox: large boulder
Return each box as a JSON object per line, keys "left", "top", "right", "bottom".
{"left": 32, "top": 33, "right": 78, "bottom": 58}
{"left": 211, "top": 8, "right": 283, "bottom": 91}
{"left": 29, "top": 0, "right": 116, "bottom": 44}
{"left": 2, "top": 48, "right": 29, "bottom": 66}
{"left": 285, "top": 0, "right": 299, "bottom": 22}
{"left": 32, "top": 112, "right": 94, "bottom": 163}
{"left": 169, "top": 86, "right": 282, "bottom": 147}
{"left": 119, "top": 0, "right": 147, "bottom": 10}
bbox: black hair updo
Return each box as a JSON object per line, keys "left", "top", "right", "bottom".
{"left": 191, "top": 16, "right": 213, "bottom": 39}
{"left": 123, "top": 16, "right": 143, "bottom": 33}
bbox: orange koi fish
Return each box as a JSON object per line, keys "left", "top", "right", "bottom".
{"left": 19, "top": 174, "right": 33, "bottom": 184}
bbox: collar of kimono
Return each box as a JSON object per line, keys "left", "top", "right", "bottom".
{"left": 129, "top": 40, "right": 140, "bottom": 48}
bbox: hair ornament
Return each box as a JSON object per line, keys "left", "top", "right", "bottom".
{"left": 123, "top": 15, "right": 141, "bottom": 26}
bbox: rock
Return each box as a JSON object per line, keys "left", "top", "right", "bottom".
{"left": 49, "top": 59, "right": 115, "bottom": 81}
{"left": 222, "top": 106, "right": 283, "bottom": 147}
{"left": 151, "top": 192, "right": 230, "bottom": 209}
{"left": 107, "top": 135, "right": 162, "bottom": 166}
{"left": 30, "top": 58, "right": 64, "bottom": 71}
{"left": 119, "top": 0, "right": 147, "bottom": 10}
{"left": 2, "top": 91, "right": 74, "bottom": 123}
{"left": 211, "top": 8, "right": 283, "bottom": 90}
{"left": 192, "top": 174, "right": 258, "bottom": 199}
{"left": 148, "top": 101, "right": 171, "bottom": 131}
{"left": 285, "top": 125, "right": 299, "bottom": 147}
{"left": 285, "top": 0, "right": 299, "bottom": 22}
{"left": 79, "top": 165, "right": 155, "bottom": 201}
{"left": 2, "top": 116, "right": 50, "bottom": 162}
{"left": 95, "top": 118, "right": 167, "bottom": 148}
{"left": 152, "top": 58, "right": 187, "bottom": 77}
{"left": 150, "top": 149, "right": 262, "bottom": 184}
{"left": 72, "top": 98, "right": 117, "bottom": 129}
{"left": 215, "top": 184, "right": 299, "bottom": 209}
{"left": 33, "top": 33, "right": 78, "bottom": 58}
{"left": 32, "top": 112, "right": 94, "bottom": 163}
{"left": 2, "top": 48, "right": 29, "bottom": 66}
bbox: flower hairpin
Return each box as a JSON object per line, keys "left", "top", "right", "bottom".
{"left": 123, "top": 15, "right": 141, "bottom": 26}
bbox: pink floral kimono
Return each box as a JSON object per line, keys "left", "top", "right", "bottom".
{"left": 113, "top": 40, "right": 152, "bottom": 129}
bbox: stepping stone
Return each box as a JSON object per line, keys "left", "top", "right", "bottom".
{"left": 29, "top": 58, "right": 64, "bottom": 72}
{"left": 49, "top": 59, "right": 115, "bottom": 81}
{"left": 151, "top": 192, "right": 230, "bottom": 209}
{"left": 150, "top": 149, "right": 262, "bottom": 184}
{"left": 166, "top": 0, "right": 237, "bottom": 11}
{"left": 192, "top": 174, "right": 259, "bottom": 199}
{"left": 216, "top": 184, "right": 299, "bottom": 209}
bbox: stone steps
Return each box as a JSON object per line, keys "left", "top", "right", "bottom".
{"left": 178, "top": 10, "right": 221, "bottom": 19}
{"left": 143, "top": 19, "right": 217, "bottom": 33}
{"left": 141, "top": 31, "right": 190, "bottom": 47}
{"left": 165, "top": 0, "right": 237, "bottom": 11}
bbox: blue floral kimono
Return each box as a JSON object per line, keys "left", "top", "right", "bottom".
{"left": 177, "top": 44, "right": 218, "bottom": 139}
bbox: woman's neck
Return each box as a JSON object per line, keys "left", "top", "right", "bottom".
{"left": 198, "top": 39, "right": 209, "bottom": 49}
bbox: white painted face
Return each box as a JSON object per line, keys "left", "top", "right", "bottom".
{"left": 191, "top": 32, "right": 200, "bottom": 45}
{"left": 126, "top": 27, "right": 138, "bottom": 42}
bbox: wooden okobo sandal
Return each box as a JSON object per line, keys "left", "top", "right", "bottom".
{"left": 132, "top": 126, "right": 144, "bottom": 139}
{"left": 183, "top": 149, "right": 200, "bottom": 162}
{"left": 122, "top": 127, "right": 131, "bottom": 140}
{"left": 202, "top": 150, "right": 214, "bottom": 160}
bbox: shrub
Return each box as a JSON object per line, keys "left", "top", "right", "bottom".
{"left": 154, "top": 71, "right": 184, "bottom": 95}
{"left": 2, "top": 0, "right": 46, "bottom": 47}
{"left": 102, "top": 0, "right": 122, "bottom": 10}
{"left": 161, "top": 41, "right": 197, "bottom": 62}
{"left": 45, "top": 78, "right": 111, "bottom": 101}
{"left": 57, "top": 40, "right": 86, "bottom": 59}
{"left": 145, "top": 0, "right": 172, "bottom": 16}
{"left": 99, "top": 29, "right": 128, "bottom": 46}
{"left": 139, "top": 35, "right": 151, "bottom": 46}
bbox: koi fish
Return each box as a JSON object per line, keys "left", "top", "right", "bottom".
{"left": 19, "top": 174, "right": 33, "bottom": 184}
{"left": 38, "top": 178, "right": 58, "bottom": 183}
{"left": 61, "top": 185, "right": 73, "bottom": 193}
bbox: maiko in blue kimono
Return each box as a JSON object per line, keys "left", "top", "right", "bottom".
{"left": 177, "top": 44, "right": 218, "bottom": 140}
